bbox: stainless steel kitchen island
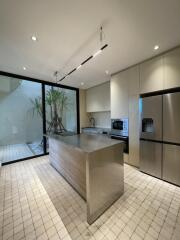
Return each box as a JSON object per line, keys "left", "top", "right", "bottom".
{"left": 46, "top": 133, "right": 124, "bottom": 224}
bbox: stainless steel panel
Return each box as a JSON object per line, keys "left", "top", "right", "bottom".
{"left": 86, "top": 143, "right": 124, "bottom": 224}
{"left": 49, "top": 138, "right": 87, "bottom": 199}
{"left": 163, "top": 144, "right": 180, "bottom": 186}
{"left": 46, "top": 133, "right": 122, "bottom": 153}
{"left": 163, "top": 92, "right": 180, "bottom": 143}
{"left": 141, "top": 95, "right": 162, "bottom": 141}
{"left": 111, "top": 118, "right": 129, "bottom": 137}
{"left": 48, "top": 134, "right": 124, "bottom": 224}
{"left": 140, "top": 140, "right": 162, "bottom": 178}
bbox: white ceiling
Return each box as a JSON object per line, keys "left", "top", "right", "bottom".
{"left": 0, "top": 0, "right": 180, "bottom": 89}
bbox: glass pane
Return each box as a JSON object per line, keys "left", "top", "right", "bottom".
{"left": 45, "top": 86, "right": 77, "bottom": 150}
{"left": 0, "top": 75, "right": 44, "bottom": 163}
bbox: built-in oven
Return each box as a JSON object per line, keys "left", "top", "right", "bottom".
{"left": 110, "top": 119, "right": 129, "bottom": 153}
{"left": 111, "top": 118, "right": 128, "bottom": 136}
{"left": 110, "top": 135, "right": 129, "bottom": 153}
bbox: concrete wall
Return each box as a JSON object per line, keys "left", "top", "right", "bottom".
{"left": 0, "top": 79, "right": 43, "bottom": 145}
{"left": 64, "top": 89, "right": 77, "bottom": 132}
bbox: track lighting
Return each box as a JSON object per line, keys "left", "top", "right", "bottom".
{"left": 57, "top": 44, "right": 108, "bottom": 82}
{"left": 57, "top": 26, "right": 108, "bottom": 82}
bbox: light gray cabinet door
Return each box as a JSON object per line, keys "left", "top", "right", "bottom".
{"left": 164, "top": 48, "right": 180, "bottom": 89}
{"left": 163, "top": 144, "right": 180, "bottom": 186}
{"left": 128, "top": 66, "right": 140, "bottom": 96}
{"left": 140, "top": 56, "right": 164, "bottom": 94}
{"left": 140, "top": 140, "right": 162, "bottom": 178}
{"left": 111, "top": 71, "right": 129, "bottom": 118}
{"left": 129, "top": 95, "right": 140, "bottom": 167}
{"left": 86, "top": 82, "right": 110, "bottom": 112}
{"left": 111, "top": 66, "right": 139, "bottom": 119}
{"left": 163, "top": 92, "right": 180, "bottom": 143}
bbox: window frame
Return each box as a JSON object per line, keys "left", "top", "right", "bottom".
{"left": 0, "top": 71, "right": 80, "bottom": 165}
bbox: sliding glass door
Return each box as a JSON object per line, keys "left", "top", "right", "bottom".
{"left": 45, "top": 85, "right": 77, "bottom": 134}
{"left": 0, "top": 73, "right": 79, "bottom": 164}
{"left": 45, "top": 85, "right": 77, "bottom": 152}
{"left": 0, "top": 75, "right": 43, "bottom": 163}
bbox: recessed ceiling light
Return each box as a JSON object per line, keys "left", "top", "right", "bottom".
{"left": 154, "top": 45, "right": 159, "bottom": 50}
{"left": 23, "top": 67, "right": 26, "bottom": 70}
{"left": 81, "top": 82, "right": 84, "bottom": 86}
{"left": 105, "top": 70, "right": 109, "bottom": 75}
{"left": 31, "top": 35, "right": 37, "bottom": 41}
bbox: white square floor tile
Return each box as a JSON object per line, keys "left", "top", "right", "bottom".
{"left": 0, "top": 156, "right": 180, "bottom": 240}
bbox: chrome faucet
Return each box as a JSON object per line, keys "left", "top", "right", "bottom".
{"left": 89, "top": 117, "right": 95, "bottom": 128}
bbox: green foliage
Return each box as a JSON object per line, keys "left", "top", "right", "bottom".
{"left": 45, "top": 88, "right": 69, "bottom": 116}
{"left": 30, "top": 87, "right": 71, "bottom": 132}
{"left": 30, "top": 97, "right": 42, "bottom": 118}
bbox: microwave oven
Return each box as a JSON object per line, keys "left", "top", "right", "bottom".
{"left": 111, "top": 118, "right": 128, "bottom": 136}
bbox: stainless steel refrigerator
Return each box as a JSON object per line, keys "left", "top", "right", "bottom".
{"left": 140, "top": 92, "right": 180, "bottom": 186}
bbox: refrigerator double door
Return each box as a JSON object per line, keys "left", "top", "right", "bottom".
{"left": 141, "top": 95, "right": 162, "bottom": 141}
{"left": 140, "top": 95, "right": 163, "bottom": 178}
{"left": 163, "top": 92, "right": 180, "bottom": 185}
{"left": 140, "top": 140, "right": 162, "bottom": 178}
{"left": 163, "top": 144, "right": 180, "bottom": 185}
{"left": 163, "top": 92, "right": 180, "bottom": 143}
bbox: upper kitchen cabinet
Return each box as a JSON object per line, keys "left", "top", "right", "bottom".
{"left": 111, "top": 70, "right": 129, "bottom": 118}
{"left": 111, "top": 66, "right": 139, "bottom": 119}
{"left": 140, "top": 56, "right": 164, "bottom": 94}
{"left": 128, "top": 66, "right": 140, "bottom": 96}
{"left": 86, "top": 82, "right": 110, "bottom": 112}
{"left": 164, "top": 47, "right": 180, "bottom": 89}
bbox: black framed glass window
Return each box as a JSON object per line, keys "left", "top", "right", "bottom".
{"left": 0, "top": 72, "right": 79, "bottom": 164}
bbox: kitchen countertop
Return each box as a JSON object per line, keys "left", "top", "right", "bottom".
{"left": 82, "top": 127, "right": 111, "bottom": 133}
{"left": 47, "top": 132, "right": 124, "bottom": 224}
{"left": 45, "top": 133, "right": 123, "bottom": 153}
{"left": 82, "top": 127, "right": 111, "bottom": 130}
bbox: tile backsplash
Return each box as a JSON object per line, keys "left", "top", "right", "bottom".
{"left": 90, "top": 111, "right": 111, "bottom": 128}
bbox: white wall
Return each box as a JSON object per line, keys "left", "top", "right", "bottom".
{"left": 90, "top": 111, "right": 111, "bottom": 128}
{"left": 0, "top": 79, "right": 43, "bottom": 145}
{"left": 63, "top": 89, "right": 77, "bottom": 132}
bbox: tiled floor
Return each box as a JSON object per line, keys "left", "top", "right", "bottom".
{"left": 0, "top": 144, "right": 34, "bottom": 163}
{"left": 0, "top": 143, "right": 43, "bottom": 164}
{"left": 27, "top": 142, "right": 44, "bottom": 156}
{"left": 0, "top": 156, "right": 180, "bottom": 240}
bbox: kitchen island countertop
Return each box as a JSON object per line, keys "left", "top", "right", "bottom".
{"left": 45, "top": 133, "right": 123, "bottom": 153}
{"left": 47, "top": 133, "right": 124, "bottom": 224}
